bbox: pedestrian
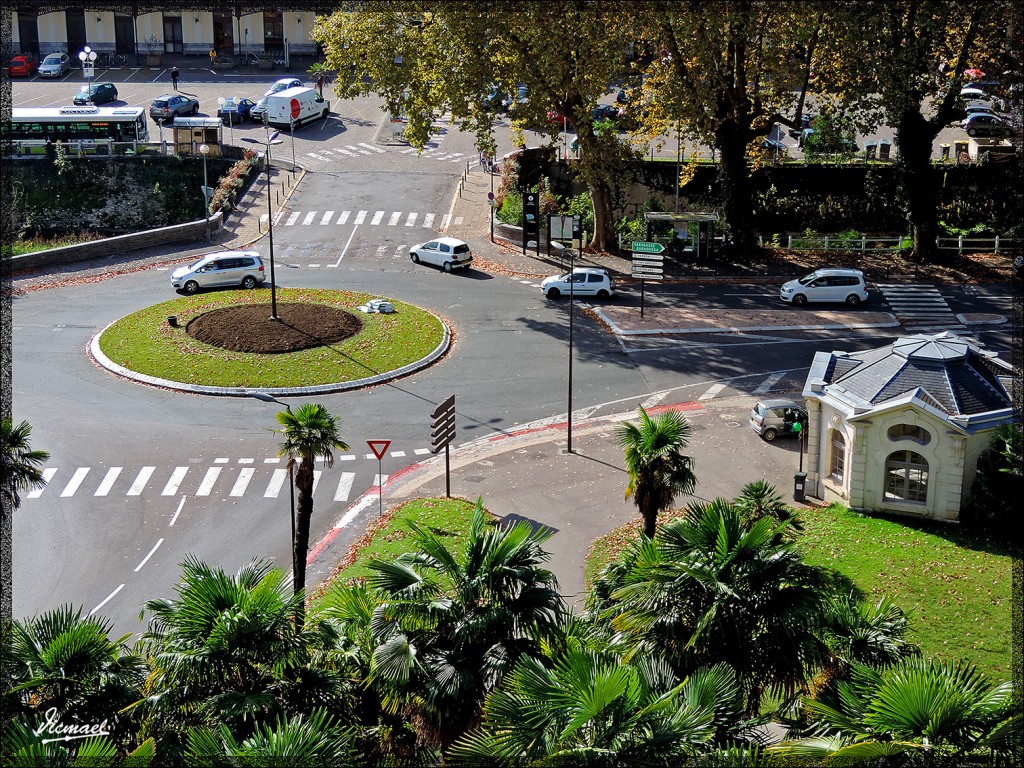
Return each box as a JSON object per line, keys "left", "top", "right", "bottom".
{"left": 209, "top": 49, "right": 216, "bottom": 67}
{"left": 315, "top": 72, "right": 324, "bottom": 97}
{"left": 170, "top": 65, "right": 179, "bottom": 90}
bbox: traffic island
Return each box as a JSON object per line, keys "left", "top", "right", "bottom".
{"left": 90, "top": 288, "right": 450, "bottom": 395}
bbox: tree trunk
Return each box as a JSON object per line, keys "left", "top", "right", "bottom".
{"left": 714, "top": 125, "right": 757, "bottom": 257}
{"left": 587, "top": 177, "right": 615, "bottom": 251}
{"left": 893, "top": 109, "right": 942, "bottom": 263}
{"left": 292, "top": 456, "right": 315, "bottom": 629}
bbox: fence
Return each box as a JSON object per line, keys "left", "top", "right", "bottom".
{"left": 757, "top": 234, "right": 1019, "bottom": 255}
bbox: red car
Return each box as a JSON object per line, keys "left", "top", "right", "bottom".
{"left": 9, "top": 52, "right": 38, "bottom": 76}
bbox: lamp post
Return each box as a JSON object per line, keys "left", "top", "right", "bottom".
{"left": 78, "top": 46, "right": 97, "bottom": 81}
{"left": 217, "top": 96, "right": 235, "bottom": 145}
{"left": 566, "top": 246, "right": 575, "bottom": 453}
{"left": 246, "top": 392, "right": 298, "bottom": 592}
{"left": 199, "top": 143, "right": 211, "bottom": 241}
{"left": 242, "top": 129, "right": 283, "bottom": 320}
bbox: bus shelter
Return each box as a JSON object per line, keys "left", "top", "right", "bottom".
{"left": 644, "top": 212, "right": 720, "bottom": 261}
{"left": 172, "top": 117, "right": 224, "bottom": 157}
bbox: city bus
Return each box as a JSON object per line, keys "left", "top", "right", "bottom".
{"left": 1, "top": 105, "right": 149, "bottom": 156}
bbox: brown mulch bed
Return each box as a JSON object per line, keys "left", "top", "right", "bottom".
{"left": 186, "top": 303, "right": 363, "bottom": 354}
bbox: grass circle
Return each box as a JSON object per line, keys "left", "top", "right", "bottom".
{"left": 97, "top": 288, "right": 446, "bottom": 388}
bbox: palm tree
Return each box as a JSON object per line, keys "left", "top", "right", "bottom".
{"left": 275, "top": 403, "right": 350, "bottom": 608}
{"left": 734, "top": 479, "right": 802, "bottom": 532}
{"left": 589, "top": 499, "right": 830, "bottom": 716}
{"left": 4, "top": 721, "right": 155, "bottom": 766}
{"left": 8, "top": 605, "right": 146, "bottom": 750}
{"left": 773, "top": 657, "right": 1015, "bottom": 763}
{"left": 364, "top": 499, "right": 564, "bottom": 751}
{"left": 135, "top": 556, "right": 350, "bottom": 759}
{"left": 449, "top": 649, "right": 747, "bottom": 767}
{"left": 1, "top": 418, "right": 50, "bottom": 509}
{"left": 617, "top": 406, "right": 697, "bottom": 539}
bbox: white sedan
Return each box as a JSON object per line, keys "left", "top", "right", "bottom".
{"left": 540, "top": 267, "right": 615, "bottom": 299}
{"left": 409, "top": 237, "right": 473, "bottom": 272}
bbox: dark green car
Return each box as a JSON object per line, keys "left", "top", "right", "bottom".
{"left": 73, "top": 81, "right": 118, "bottom": 105}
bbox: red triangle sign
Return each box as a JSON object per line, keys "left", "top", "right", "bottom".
{"left": 367, "top": 440, "right": 391, "bottom": 460}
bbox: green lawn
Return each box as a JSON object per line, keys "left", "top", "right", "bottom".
{"left": 97, "top": 288, "right": 445, "bottom": 388}
{"left": 585, "top": 503, "right": 1014, "bottom": 684}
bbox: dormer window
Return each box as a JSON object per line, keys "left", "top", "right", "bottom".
{"left": 888, "top": 424, "right": 931, "bottom": 446}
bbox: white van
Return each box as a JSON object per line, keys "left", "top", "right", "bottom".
{"left": 263, "top": 86, "right": 330, "bottom": 128}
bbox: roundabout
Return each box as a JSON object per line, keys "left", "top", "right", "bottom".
{"left": 90, "top": 288, "right": 451, "bottom": 396}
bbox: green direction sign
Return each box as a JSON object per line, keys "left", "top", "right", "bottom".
{"left": 631, "top": 241, "right": 666, "bottom": 254}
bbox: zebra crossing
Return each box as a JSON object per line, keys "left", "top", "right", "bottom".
{"left": 875, "top": 284, "right": 962, "bottom": 332}
{"left": 25, "top": 450, "right": 435, "bottom": 503}
{"left": 260, "top": 208, "right": 463, "bottom": 230}
{"left": 300, "top": 141, "right": 467, "bottom": 167}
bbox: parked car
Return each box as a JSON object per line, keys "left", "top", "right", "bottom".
{"left": 779, "top": 268, "right": 869, "bottom": 306}
{"left": 9, "top": 52, "right": 38, "bottom": 76}
{"left": 264, "top": 77, "right": 303, "bottom": 97}
{"left": 170, "top": 251, "right": 266, "bottom": 294}
{"left": 749, "top": 399, "right": 807, "bottom": 442}
{"left": 409, "top": 237, "right": 473, "bottom": 272}
{"left": 962, "top": 112, "right": 1008, "bottom": 137}
{"left": 541, "top": 267, "right": 615, "bottom": 299}
{"left": 37, "top": 52, "right": 71, "bottom": 77}
{"left": 250, "top": 98, "right": 269, "bottom": 122}
{"left": 591, "top": 104, "right": 620, "bottom": 122}
{"left": 73, "top": 81, "right": 118, "bottom": 105}
{"left": 787, "top": 113, "right": 814, "bottom": 138}
{"left": 217, "top": 97, "right": 256, "bottom": 123}
{"left": 149, "top": 94, "right": 200, "bottom": 122}
{"left": 761, "top": 136, "right": 788, "bottom": 154}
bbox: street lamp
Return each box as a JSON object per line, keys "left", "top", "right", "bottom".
{"left": 566, "top": 246, "right": 576, "bottom": 453}
{"left": 242, "top": 129, "right": 283, "bottom": 320}
{"left": 199, "top": 143, "right": 211, "bottom": 242}
{"left": 217, "top": 96, "right": 235, "bottom": 145}
{"left": 246, "top": 392, "right": 298, "bottom": 591}
{"left": 78, "top": 46, "right": 97, "bottom": 80}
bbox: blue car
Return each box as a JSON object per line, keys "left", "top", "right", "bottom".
{"left": 217, "top": 97, "right": 256, "bottom": 124}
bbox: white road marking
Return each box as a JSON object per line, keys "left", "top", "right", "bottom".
{"left": 169, "top": 496, "right": 186, "bottom": 526}
{"left": 337, "top": 210, "right": 350, "bottom": 225}
{"left": 196, "top": 467, "right": 222, "bottom": 496}
{"left": 60, "top": 467, "right": 90, "bottom": 497}
{"left": 753, "top": 372, "right": 785, "bottom": 395}
{"left": 359, "top": 142, "right": 386, "bottom": 153}
{"left": 440, "top": 214, "right": 451, "bottom": 228}
{"left": 332, "top": 224, "right": 360, "bottom": 267}
{"left": 454, "top": 216, "right": 463, "bottom": 225}
{"left": 334, "top": 472, "right": 355, "bottom": 501}
{"left": 698, "top": 383, "right": 728, "bottom": 401}
{"left": 264, "top": 457, "right": 280, "bottom": 463}
{"left": 373, "top": 474, "right": 389, "bottom": 486}
{"left": 334, "top": 495, "right": 376, "bottom": 529}
{"left": 405, "top": 212, "right": 417, "bottom": 226}
{"left": 285, "top": 212, "right": 300, "bottom": 226}
{"left": 162, "top": 467, "right": 189, "bottom": 496}
{"left": 239, "top": 458, "right": 254, "bottom": 464}
{"left": 334, "top": 147, "right": 357, "bottom": 156}
{"left": 28, "top": 468, "right": 58, "bottom": 498}
{"left": 127, "top": 466, "right": 155, "bottom": 496}
{"left": 134, "top": 538, "right": 164, "bottom": 572}
{"left": 214, "top": 457, "right": 228, "bottom": 464}
{"left": 230, "top": 468, "right": 255, "bottom": 497}
{"left": 640, "top": 392, "right": 669, "bottom": 409}
{"left": 371, "top": 210, "right": 385, "bottom": 225}
{"left": 347, "top": 144, "right": 371, "bottom": 155}
{"left": 390, "top": 450, "right": 406, "bottom": 457}
{"left": 312, "top": 470, "right": 322, "bottom": 495}
{"left": 302, "top": 211, "right": 317, "bottom": 225}
{"left": 90, "top": 584, "right": 125, "bottom": 616}
{"left": 388, "top": 211, "right": 402, "bottom": 226}
{"left": 422, "top": 213, "right": 435, "bottom": 228}
{"left": 94, "top": 467, "right": 122, "bottom": 496}
{"left": 338, "top": 454, "right": 356, "bottom": 461}
{"left": 414, "top": 448, "right": 431, "bottom": 455}
{"left": 320, "top": 211, "right": 334, "bottom": 225}
{"left": 265, "top": 468, "right": 288, "bottom": 498}
{"left": 354, "top": 210, "right": 367, "bottom": 224}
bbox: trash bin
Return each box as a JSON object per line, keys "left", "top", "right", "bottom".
{"left": 863, "top": 140, "right": 877, "bottom": 161}
{"left": 793, "top": 471, "right": 807, "bottom": 503}
{"left": 878, "top": 140, "right": 892, "bottom": 161}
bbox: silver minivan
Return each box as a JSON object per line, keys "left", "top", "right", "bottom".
{"left": 171, "top": 251, "right": 266, "bottom": 294}
{"left": 779, "top": 268, "right": 869, "bottom": 306}
{"left": 749, "top": 399, "right": 807, "bottom": 442}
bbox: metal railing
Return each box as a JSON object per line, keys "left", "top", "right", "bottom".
{"left": 757, "top": 234, "right": 1019, "bottom": 255}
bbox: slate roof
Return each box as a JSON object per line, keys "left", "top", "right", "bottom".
{"left": 820, "top": 332, "right": 1013, "bottom": 417}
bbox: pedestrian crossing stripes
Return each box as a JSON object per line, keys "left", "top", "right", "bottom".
{"left": 271, "top": 210, "right": 462, "bottom": 230}
{"left": 26, "top": 466, "right": 397, "bottom": 503}
{"left": 876, "top": 284, "right": 961, "bottom": 330}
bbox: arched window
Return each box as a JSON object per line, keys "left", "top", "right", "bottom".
{"left": 887, "top": 424, "right": 931, "bottom": 445}
{"left": 829, "top": 430, "right": 846, "bottom": 483}
{"left": 884, "top": 450, "right": 928, "bottom": 503}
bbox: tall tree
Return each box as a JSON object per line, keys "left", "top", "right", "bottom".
{"left": 633, "top": 1, "right": 822, "bottom": 255}
{"left": 275, "top": 403, "right": 349, "bottom": 614}
{"left": 311, "top": 2, "right": 640, "bottom": 250}
{"left": 364, "top": 500, "right": 564, "bottom": 751}
{"left": 617, "top": 406, "right": 696, "bottom": 539}
{"left": 816, "top": 3, "right": 1010, "bottom": 261}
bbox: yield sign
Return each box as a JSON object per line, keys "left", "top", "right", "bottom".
{"left": 367, "top": 440, "right": 391, "bottom": 460}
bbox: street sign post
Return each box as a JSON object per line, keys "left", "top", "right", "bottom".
{"left": 367, "top": 440, "right": 391, "bottom": 517}
{"left": 430, "top": 395, "right": 456, "bottom": 497}
{"left": 631, "top": 241, "right": 666, "bottom": 254}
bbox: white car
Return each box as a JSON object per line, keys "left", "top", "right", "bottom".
{"left": 38, "top": 52, "right": 71, "bottom": 77}
{"left": 264, "top": 77, "right": 303, "bottom": 97}
{"left": 171, "top": 251, "right": 266, "bottom": 294}
{"left": 541, "top": 267, "right": 615, "bottom": 299}
{"left": 409, "top": 237, "right": 473, "bottom": 272}
{"left": 779, "top": 268, "right": 868, "bottom": 306}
